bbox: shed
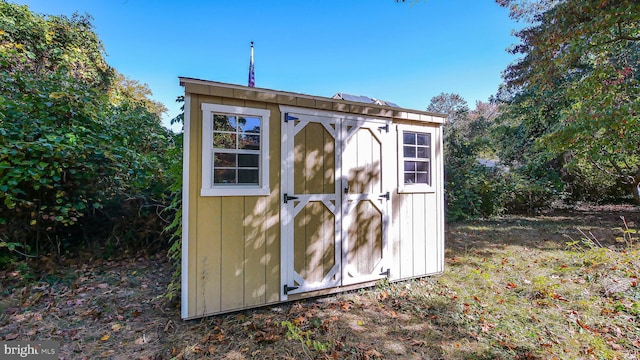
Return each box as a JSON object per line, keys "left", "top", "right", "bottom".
{"left": 180, "top": 77, "right": 446, "bottom": 319}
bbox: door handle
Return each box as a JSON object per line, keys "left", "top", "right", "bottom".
{"left": 344, "top": 186, "right": 349, "bottom": 194}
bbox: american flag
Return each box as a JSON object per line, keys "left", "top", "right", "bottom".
{"left": 248, "top": 41, "right": 255, "bottom": 87}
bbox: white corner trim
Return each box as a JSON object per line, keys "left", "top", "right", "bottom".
{"left": 181, "top": 93, "right": 191, "bottom": 319}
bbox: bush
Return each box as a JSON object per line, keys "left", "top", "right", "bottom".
{"left": 0, "top": 2, "right": 176, "bottom": 258}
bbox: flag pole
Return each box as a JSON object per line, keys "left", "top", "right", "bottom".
{"left": 248, "top": 41, "right": 255, "bottom": 87}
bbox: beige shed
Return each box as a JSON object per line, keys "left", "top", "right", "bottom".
{"left": 180, "top": 77, "right": 446, "bottom": 319}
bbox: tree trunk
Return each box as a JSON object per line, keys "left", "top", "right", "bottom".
{"left": 633, "top": 171, "right": 640, "bottom": 205}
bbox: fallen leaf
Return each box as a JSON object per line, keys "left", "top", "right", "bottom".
{"left": 506, "top": 282, "right": 518, "bottom": 289}
{"left": 111, "top": 323, "right": 122, "bottom": 332}
{"left": 97, "top": 283, "right": 109, "bottom": 289}
{"left": 100, "top": 334, "right": 110, "bottom": 341}
{"left": 364, "top": 349, "right": 383, "bottom": 358}
{"left": 5, "top": 333, "right": 19, "bottom": 340}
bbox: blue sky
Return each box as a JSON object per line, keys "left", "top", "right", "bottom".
{"left": 15, "top": 0, "right": 521, "bottom": 131}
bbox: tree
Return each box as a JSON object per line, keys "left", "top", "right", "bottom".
{"left": 428, "top": 93, "right": 509, "bottom": 219}
{"left": 0, "top": 1, "right": 175, "bottom": 256}
{"left": 497, "top": 0, "right": 640, "bottom": 203}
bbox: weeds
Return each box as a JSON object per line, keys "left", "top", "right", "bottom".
{"left": 281, "top": 320, "right": 330, "bottom": 359}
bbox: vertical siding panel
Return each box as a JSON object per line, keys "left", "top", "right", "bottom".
{"left": 196, "top": 198, "right": 222, "bottom": 315}
{"left": 306, "top": 202, "right": 324, "bottom": 283}
{"left": 399, "top": 194, "right": 414, "bottom": 279}
{"left": 361, "top": 130, "right": 375, "bottom": 273}
{"left": 265, "top": 104, "right": 281, "bottom": 303}
{"left": 322, "top": 126, "right": 336, "bottom": 280}
{"left": 412, "top": 193, "right": 427, "bottom": 276}
{"left": 306, "top": 124, "right": 325, "bottom": 282}
{"left": 220, "top": 197, "right": 245, "bottom": 311}
{"left": 187, "top": 94, "right": 200, "bottom": 317}
{"left": 221, "top": 98, "right": 246, "bottom": 107}
{"left": 389, "top": 191, "right": 401, "bottom": 280}
{"left": 244, "top": 197, "right": 266, "bottom": 307}
{"left": 370, "top": 130, "right": 383, "bottom": 273}
{"left": 424, "top": 193, "right": 439, "bottom": 274}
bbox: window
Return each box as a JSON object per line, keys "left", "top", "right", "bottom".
{"left": 397, "top": 125, "right": 434, "bottom": 193}
{"left": 201, "top": 103, "right": 270, "bottom": 196}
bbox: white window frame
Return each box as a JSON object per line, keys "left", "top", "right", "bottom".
{"left": 201, "top": 103, "right": 270, "bottom": 196}
{"left": 397, "top": 123, "right": 435, "bottom": 193}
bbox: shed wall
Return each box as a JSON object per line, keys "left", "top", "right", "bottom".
{"left": 186, "top": 94, "right": 282, "bottom": 318}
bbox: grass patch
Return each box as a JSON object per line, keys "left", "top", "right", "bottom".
{"left": 1, "top": 208, "right": 639, "bottom": 359}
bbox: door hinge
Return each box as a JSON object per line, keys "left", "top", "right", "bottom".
{"left": 380, "top": 268, "right": 390, "bottom": 277}
{"left": 379, "top": 192, "right": 390, "bottom": 200}
{"left": 283, "top": 284, "right": 299, "bottom": 294}
{"left": 283, "top": 193, "right": 299, "bottom": 204}
{"left": 284, "top": 113, "right": 298, "bottom": 123}
{"left": 378, "top": 124, "right": 389, "bottom": 133}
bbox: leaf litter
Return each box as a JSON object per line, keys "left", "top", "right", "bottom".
{"left": 0, "top": 206, "right": 638, "bottom": 359}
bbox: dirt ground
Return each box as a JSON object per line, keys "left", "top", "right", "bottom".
{"left": 1, "top": 205, "right": 638, "bottom": 359}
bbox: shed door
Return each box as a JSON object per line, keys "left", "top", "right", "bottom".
{"left": 341, "top": 119, "right": 391, "bottom": 286}
{"left": 281, "top": 111, "right": 391, "bottom": 297}
{"left": 281, "top": 113, "right": 342, "bottom": 296}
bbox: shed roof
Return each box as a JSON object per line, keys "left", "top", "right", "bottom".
{"left": 179, "top": 77, "right": 446, "bottom": 124}
{"left": 331, "top": 92, "right": 400, "bottom": 108}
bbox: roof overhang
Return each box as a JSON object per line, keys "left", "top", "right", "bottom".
{"left": 179, "top": 77, "right": 446, "bottom": 124}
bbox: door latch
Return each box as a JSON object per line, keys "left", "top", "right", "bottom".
{"left": 344, "top": 186, "right": 349, "bottom": 194}
{"left": 283, "top": 193, "right": 299, "bottom": 204}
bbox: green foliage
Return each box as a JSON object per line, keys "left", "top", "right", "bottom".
{"left": 428, "top": 93, "right": 512, "bottom": 220}
{"left": 282, "top": 320, "right": 331, "bottom": 356}
{"left": 497, "top": 0, "right": 640, "bottom": 204}
{"left": 0, "top": 1, "right": 176, "bottom": 258}
{"left": 164, "top": 97, "right": 185, "bottom": 301}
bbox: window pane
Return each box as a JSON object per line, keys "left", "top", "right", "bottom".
{"left": 213, "top": 132, "right": 236, "bottom": 149}
{"left": 214, "top": 169, "right": 236, "bottom": 184}
{"left": 416, "top": 172, "right": 429, "bottom": 184}
{"left": 214, "top": 153, "right": 235, "bottom": 167}
{"left": 404, "top": 161, "right": 416, "bottom": 172}
{"left": 238, "top": 169, "right": 259, "bottom": 184}
{"left": 403, "top": 132, "right": 415, "bottom": 145}
{"left": 240, "top": 117, "right": 261, "bottom": 133}
{"left": 404, "top": 173, "right": 415, "bottom": 184}
{"left": 403, "top": 146, "right": 415, "bottom": 158}
{"left": 417, "top": 147, "right": 428, "bottom": 158}
{"left": 416, "top": 133, "right": 430, "bottom": 145}
{"left": 239, "top": 133, "right": 260, "bottom": 150}
{"left": 416, "top": 161, "right": 429, "bottom": 171}
{"left": 238, "top": 154, "right": 259, "bottom": 167}
{"left": 214, "top": 115, "right": 236, "bottom": 131}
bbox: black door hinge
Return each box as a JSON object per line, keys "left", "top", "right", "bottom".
{"left": 380, "top": 268, "right": 390, "bottom": 277}
{"left": 283, "top": 193, "right": 299, "bottom": 204}
{"left": 284, "top": 284, "right": 299, "bottom": 294}
{"left": 379, "top": 192, "right": 390, "bottom": 200}
{"left": 284, "top": 113, "right": 298, "bottom": 123}
{"left": 378, "top": 124, "right": 389, "bottom": 133}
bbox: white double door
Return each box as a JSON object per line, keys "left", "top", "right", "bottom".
{"left": 281, "top": 109, "right": 392, "bottom": 297}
